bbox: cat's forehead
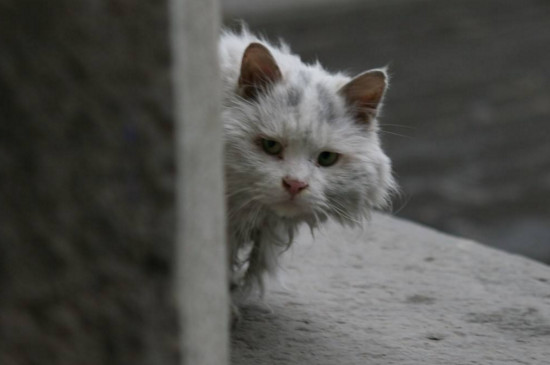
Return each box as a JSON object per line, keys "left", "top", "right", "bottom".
{"left": 266, "top": 75, "right": 347, "bottom": 120}
{"left": 268, "top": 74, "right": 347, "bottom": 121}
{"left": 253, "top": 79, "right": 367, "bottom": 151}
{"left": 283, "top": 68, "right": 347, "bottom": 111}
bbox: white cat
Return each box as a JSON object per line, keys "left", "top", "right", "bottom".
{"left": 220, "top": 28, "right": 396, "bottom": 298}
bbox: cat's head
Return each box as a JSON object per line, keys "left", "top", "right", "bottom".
{"left": 224, "top": 42, "right": 396, "bottom": 225}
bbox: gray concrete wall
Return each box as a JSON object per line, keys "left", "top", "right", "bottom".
{"left": 170, "top": 0, "right": 229, "bottom": 364}
{"left": 0, "top": 1, "right": 228, "bottom": 364}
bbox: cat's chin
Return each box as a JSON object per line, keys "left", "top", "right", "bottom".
{"left": 270, "top": 201, "right": 310, "bottom": 219}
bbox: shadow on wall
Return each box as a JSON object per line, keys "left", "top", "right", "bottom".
{"left": 221, "top": 0, "right": 550, "bottom": 264}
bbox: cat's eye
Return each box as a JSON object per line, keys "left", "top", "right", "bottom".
{"left": 261, "top": 138, "right": 283, "bottom": 156}
{"left": 317, "top": 151, "right": 340, "bottom": 167}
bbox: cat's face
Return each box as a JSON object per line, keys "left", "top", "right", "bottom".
{"left": 224, "top": 43, "right": 395, "bottom": 224}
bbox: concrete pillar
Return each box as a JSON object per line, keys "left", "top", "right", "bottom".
{"left": 0, "top": 0, "right": 227, "bottom": 364}
{"left": 170, "top": 0, "right": 229, "bottom": 364}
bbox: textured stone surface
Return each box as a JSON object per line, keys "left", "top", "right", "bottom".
{"left": 0, "top": 1, "right": 177, "bottom": 364}
{"left": 170, "top": 0, "right": 230, "bottom": 363}
{"left": 232, "top": 214, "right": 550, "bottom": 364}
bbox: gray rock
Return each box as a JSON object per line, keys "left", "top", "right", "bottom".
{"left": 232, "top": 214, "right": 550, "bottom": 364}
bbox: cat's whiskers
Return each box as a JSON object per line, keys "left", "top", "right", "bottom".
{"left": 378, "top": 130, "right": 411, "bottom": 139}
{"left": 378, "top": 123, "right": 415, "bottom": 139}
{"left": 323, "top": 199, "right": 363, "bottom": 226}
{"left": 225, "top": 185, "right": 257, "bottom": 199}
{"left": 227, "top": 194, "right": 262, "bottom": 219}
{"left": 379, "top": 123, "right": 415, "bottom": 129}
{"left": 389, "top": 191, "right": 410, "bottom": 215}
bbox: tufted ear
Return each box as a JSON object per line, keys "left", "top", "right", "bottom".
{"left": 339, "top": 69, "right": 387, "bottom": 124}
{"left": 238, "top": 43, "right": 282, "bottom": 100}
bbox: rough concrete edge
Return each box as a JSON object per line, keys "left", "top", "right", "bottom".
{"left": 169, "top": 0, "right": 229, "bottom": 363}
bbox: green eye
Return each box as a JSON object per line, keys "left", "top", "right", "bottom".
{"left": 261, "top": 139, "right": 283, "bottom": 155}
{"left": 317, "top": 151, "right": 340, "bottom": 167}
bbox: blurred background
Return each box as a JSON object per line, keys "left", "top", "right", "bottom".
{"left": 221, "top": 0, "right": 550, "bottom": 264}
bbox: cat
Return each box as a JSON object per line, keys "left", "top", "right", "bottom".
{"left": 219, "top": 28, "right": 396, "bottom": 302}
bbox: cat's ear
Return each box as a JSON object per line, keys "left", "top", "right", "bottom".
{"left": 238, "top": 43, "right": 282, "bottom": 100}
{"left": 339, "top": 69, "right": 388, "bottom": 124}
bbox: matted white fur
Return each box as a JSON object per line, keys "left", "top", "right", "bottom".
{"left": 220, "top": 28, "right": 397, "bottom": 299}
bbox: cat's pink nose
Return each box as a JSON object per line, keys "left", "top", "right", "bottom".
{"left": 282, "top": 177, "right": 309, "bottom": 197}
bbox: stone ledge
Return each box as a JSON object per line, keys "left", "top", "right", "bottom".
{"left": 232, "top": 213, "right": 550, "bottom": 364}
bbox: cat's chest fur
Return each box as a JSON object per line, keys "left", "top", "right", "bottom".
{"left": 219, "top": 29, "right": 396, "bottom": 294}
